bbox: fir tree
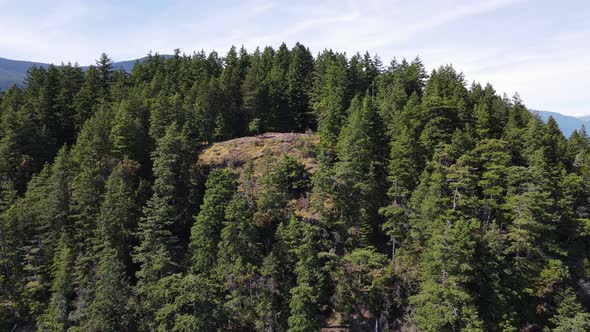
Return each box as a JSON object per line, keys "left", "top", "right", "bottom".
{"left": 189, "top": 168, "right": 237, "bottom": 274}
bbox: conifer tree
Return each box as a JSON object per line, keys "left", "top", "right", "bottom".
{"left": 287, "top": 219, "right": 325, "bottom": 332}
{"left": 37, "top": 237, "right": 74, "bottom": 332}
{"left": 96, "top": 160, "right": 140, "bottom": 261}
{"left": 83, "top": 247, "right": 131, "bottom": 332}
{"left": 313, "top": 53, "right": 349, "bottom": 159}
{"left": 73, "top": 66, "right": 103, "bottom": 130}
{"left": 189, "top": 168, "right": 237, "bottom": 274}
{"left": 410, "top": 211, "right": 483, "bottom": 331}
{"left": 217, "top": 194, "right": 261, "bottom": 328}
{"left": 287, "top": 43, "right": 314, "bottom": 131}
{"left": 334, "top": 95, "right": 387, "bottom": 248}
{"left": 133, "top": 123, "right": 190, "bottom": 325}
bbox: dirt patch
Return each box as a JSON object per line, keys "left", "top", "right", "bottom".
{"left": 197, "top": 132, "right": 319, "bottom": 175}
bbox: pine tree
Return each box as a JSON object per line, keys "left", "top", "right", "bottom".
{"left": 255, "top": 154, "right": 310, "bottom": 228}
{"left": 83, "top": 247, "right": 131, "bottom": 332}
{"left": 217, "top": 194, "right": 261, "bottom": 328}
{"left": 96, "top": 53, "right": 114, "bottom": 96}
{"left": 220, "top": 46, "right": 245, "bottom": 137}
{"left": 37, "top": 237, "right": 74, "bottom": 332}
{"left": 242, "top": 48, "right": 269, "bottom": 134}
{"left": 313, "top": 53, "right": 349, "bottom": 159}
{"left": 132, "top": 123, "right": 190, "bottom": 326}
{"left": 96, "top": 160, "right": 140, "bottom": 260}
{"left": 189, "top": 168, "right": 237, "bottom": 274}
{"left": 110, "top": 98, "right": 147, "bottom": 163}
{"left": 410, "top": 211, "right": 483, "bottom": 331}
{"left": 73, "top": 66, "right": 103, "bottom": 130}
{"left": 287, "top": 43, "right": 314, "bottom": 131}
{"left": 551, "top": 288, "right": 590, "bottom": 331}
{"left": 332, "top": 248, "right": 389, "bottom": 327}
{"left": 334, "top": 95, "right": 387, "bottom": 248}
{"left": 287, "top": 219, "right": 325, "bottom": 332}
{"left": 266, "top": 43, "right": 291, "bottom": 132}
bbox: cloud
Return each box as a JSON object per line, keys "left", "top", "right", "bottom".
{"left": 0, "top": 0, "right": 588, "bottom": 115}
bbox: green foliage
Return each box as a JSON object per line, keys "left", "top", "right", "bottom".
{"left": 189, "top": 168, "right": 237, "bottom": 274}
{"left": 0, "top": 45, "right": 588, "bottom": 331}
{"left": 83, "top": 247, "right": 131, "bottom": 332}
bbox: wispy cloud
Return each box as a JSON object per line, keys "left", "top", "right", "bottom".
{"left": 0, "top": 0, "right": 588, "bottom": 115}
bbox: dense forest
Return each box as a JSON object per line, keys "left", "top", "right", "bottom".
{"left": 0, "top": 43, "right": 589, "bottom": 331}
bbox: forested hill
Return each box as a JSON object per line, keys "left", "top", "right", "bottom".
{"left": 0, "top": 44, "right": 589, "bottom": 331}
{"left": 0, "top": 55, "right": 171, "bottom": 91}
{"left": 1, "top": 55, "right": 586, "bottom": 136}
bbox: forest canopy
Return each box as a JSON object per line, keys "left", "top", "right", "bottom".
{"left": 0, "top": 43, "right": 589, "bottom": 331}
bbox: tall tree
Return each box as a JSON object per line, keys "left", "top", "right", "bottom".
{"left": 189, "top": 168, "right": 237, "bottom": 274}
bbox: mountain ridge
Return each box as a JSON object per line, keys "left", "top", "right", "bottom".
{"left": 532, "top": 109, "right": 589, "bottom": 137}
{"left": 0, "top": 55, "right": 172, "bottom": 91}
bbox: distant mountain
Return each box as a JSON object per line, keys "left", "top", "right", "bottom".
{"left": 0, "top": 57, "right": 49, "bottom": 91}
{"left": 0, "top": 55, "right": 170, "bottom": 91}
{"left": 533, "top": 110, "right": 589, "bottom": 137}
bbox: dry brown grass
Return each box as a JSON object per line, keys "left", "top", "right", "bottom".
{"left": 197, "top": 132, "right": 319, "bottom": 175}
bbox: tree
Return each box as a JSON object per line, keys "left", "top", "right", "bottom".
{"left": 73, "top": 66, "right": 103, "bottom": 130}
{"left": 110, "top": 98, "right": 148, "bottom": 163}
{"left": 287, "top": 43, "right": 314, "bottom": 131}
{"left": 133, "top": 123, "right": 190, "bottom": 326}
{"left": 255, "top": 154, "right": 310, "bottom": 228}
{"left": 331, "top": 248, "right": 389, "bottom": 328}
{"left": 334, "top": 95, "right": 387, "bottom": 248}
{"left": 83, "top": 247, "right": 131, "bottom": 332}
{"left": 96, "top": 160, "right": 140, "bottom": 261}
{"left": 96, "top": 53, "right": 114, "bottom": 96}
{"left": 189, "top": 168, "right": 237, "bottom": 274}
{"left": 410, "top": 212, "right": 483, "bottom": 331}
{"left": 551, "top": 288, "right": 590, "bottom": 331}
{"left": 219, "top": 46, "right": 245, "bottom": 137}
{"left": 313, "top": 53, "right": 349, "bottom": 159}
{"left": 37, "top": 237, "right": 74, "bottom": 332}
{"left": 217, "top": 194, "right": 262, "bottom": 328}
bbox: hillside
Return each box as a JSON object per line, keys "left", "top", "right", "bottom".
{"left": 197, "top": 132, "right": 319, "bottom": 220}
{"left": 1, "top": 45, "right": 589, "bottom": 331}
{"left": 0, "top": 55, "right": 171, "bottom": 91}
{"left": 534, "top": 110, "right": 590, "bottom": 137}
{"left": 0, "top": 57, "right": 49, "bottom": 91}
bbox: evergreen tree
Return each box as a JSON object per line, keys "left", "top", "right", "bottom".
{"left": 132, "top": 123, "right": 190, "bottom": 326}
{"left": 83, "top": 247, "right": 131, "bottom": 332}
{"left": 287, "top": 43, "right": 314, "bottom": 131}
{"left": 37, "top": 237, "right": 74, "bottom": 332}
{"left": 96, "top": 160, "right": 140, "bottom": 261}
{"left": 287, "top": 219, "right": 325, "bottom": 332}
{"left": 217, "top": 194, "right": 261, "bottom": 328}
{"left": 189, "top": 168, "right": 237, "bottom": 274}
{"left": 334, "top": 95, "right": 387, "bottom": 248}
{"left": 313, "top": 53, "right": 349, "bottom": 159}
{"left": 410, "top": 211, "right": 483, "bottom": 331}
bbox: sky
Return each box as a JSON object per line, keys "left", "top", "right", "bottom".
{"left": 0, "top": 0, "right": 588, "bottom": 115}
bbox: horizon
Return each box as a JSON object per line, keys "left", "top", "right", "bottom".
{"left": 1, "top": 0, "right": 588, "bottom": 115}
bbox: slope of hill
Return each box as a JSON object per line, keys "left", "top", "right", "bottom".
{"left": 0, "top": 57, "right": 50, "bottom": 90}
{"left": 0, "top": 55, "right": 170, "bottom": 91}
{"left": 198, "top": 132, "right": 319, "bottom": 174}
{"left": 534, "top": 110, "right": 589, "bottom": 137}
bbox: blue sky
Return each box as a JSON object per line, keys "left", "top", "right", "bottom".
{"left": 0, "top": 0, "right": 588, "bottom": 115}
